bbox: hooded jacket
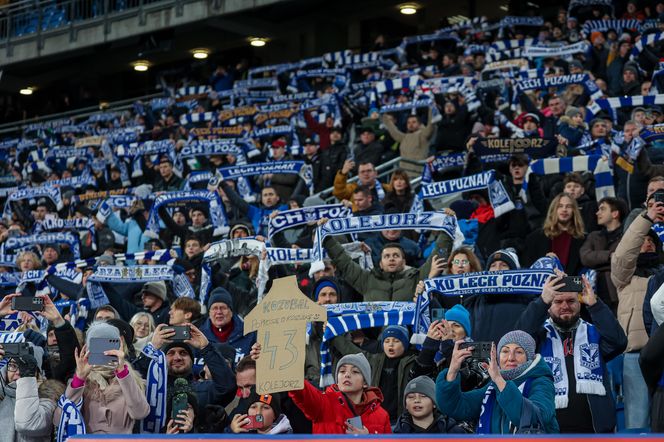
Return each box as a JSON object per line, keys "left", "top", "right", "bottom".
{"left": 3, "top": 376, "right": 65, "bottom": 442}
{"left": 288, "top": 381, "right": 391, "bottom": 434}
{"left": 437, "top": 356, "right": 559, "bottom": 434}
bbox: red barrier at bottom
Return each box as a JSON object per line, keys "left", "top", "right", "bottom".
{"left": 70, "top": 434, "right": 664, "bottom": 441}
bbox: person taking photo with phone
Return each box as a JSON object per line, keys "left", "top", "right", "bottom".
{"left": 56, "top": 322, "right": 150, "bottom": 434}
{"left": 227, "top": 387, "right": 292, "bottom": 434}
{"left": 515, "top": 272, "right": 627, "bottom": 433}
{"left": 436, "top": 330, "right": 559, "bottom": 434}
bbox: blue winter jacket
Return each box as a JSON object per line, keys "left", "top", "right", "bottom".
{"left": 199, "top": 314, "right": 256, "bottom": 364}
{"left": 436, "top": 356, "right": 559, "bottom": 434}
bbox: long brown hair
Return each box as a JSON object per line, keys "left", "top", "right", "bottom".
{"left": 543, "top": 193, "right": 585, "bottom": 239}
{"left": 390, "top": 168, "right": 412, "bottom": 194}
{"left": 446, "top": 247, "right": 483, "bottom": 273}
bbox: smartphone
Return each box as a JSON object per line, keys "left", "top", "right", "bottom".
{"left": 11, "top": 296, "right": 44, "bottom": 312}
{"left": 88, "top": 337, "right": 120, "bottom": 366}
{"left": 654, "top": 190, "right": 664, "bottom": 204}
{"left": 2, "top": 343, "right": 32, "bottom": 358}
{"left": 171, "top": 393, "right": 189, "bottom": 420}
{"left": 346, "top": 416, "right": 363, "bottom": 430}
{"left": 559, "top": 276, "right": 583, "bottom": 293}
{"left": 245, "top": 414, "right": 265, "bottom": 430}
{"left": 459, "top": 341, "right": 493, "bottom": 360}
{"left": 164, "top": 326, "right": 191, "bottom": 342}
{"left": 431, "top": 308, "right": 446, "bottom": 322}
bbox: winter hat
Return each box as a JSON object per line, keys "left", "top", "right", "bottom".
{"left": 142, "top": 281, "right": 167, "bottom": 302}
{"left": 336, "top": 353, "right": 372, "bottom": 385}
{"left": 381, "top": 325, "right": 410, "bottom": 351}
{"left": 590, "top": 31, "right": 603, "bottom": 45}
{"left": 567, "top": 60, "right": 583, "bottom": 71}
{"left": 106, "top": 318, "right": 136, "bottom": 358}
{"left": 565, "top": 106, "right": 581, "bottom": 119}
{"left": 190, "top": 204, "right": 210, "bottom": 220}
{"left": 42, "top": 244, "right": 60, "bottom": 256}
{"left": 207, "top": 287, "right": 233, "bottom": 312}
{"left": 497, "top": 330, "right": 537, "bottom": 381}
{"left": 485, "top": 248, "right": 521, "bottom": 271}
{"left": 163, "top": 341, "right": 195, "bottom": 361}
{"left": 444, "top": 304, "right": 472, "bottom": 337}
{"left": 450, "top": 199, "right": 478, "bottom": 220}
{"left": 243, "top": 386, "right": 282, "bottom": 418}
{"left": 95, "top": 254, "right": 115, "bottom": 267}
{"left": 403, "top": 376, "right": 437, "bottom": 409}
{"left": 623, "top": 63, "right": 639, "bottom": 76}
{"left": 85, "top": 321, "right": 121, "bottom": 348}
{"left": 229, "top": 222, "right": 253, "bottom": 238}
{"left": 312, "top": 277, "right": 339, "bottom": 301}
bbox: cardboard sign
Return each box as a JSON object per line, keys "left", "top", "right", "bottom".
{"left": 244, "top": 276, "right": 326, "bottom": 394}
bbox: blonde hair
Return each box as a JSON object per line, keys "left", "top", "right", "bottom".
{"left": 17, "top": 251, "right": 42, "bottom": 270}
{"left": 129, "top": 312, "right": 155, "bottom": 338}
{"left": 543, "top": 193, "right": 585, "bottom": 239}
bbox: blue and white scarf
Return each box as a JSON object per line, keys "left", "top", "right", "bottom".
{"left": 489, "top": 38, "right": 537, "bottom": 53}
{"left": 477, "top": 380, "right": 532, "bottom": 434}
{"left": 3, "top": 231, "right": 81, "bottom": 259}
{"left": 310, "top": 212, "right": 456, "bottom": 274}
{"left": 87, "top": 265, "right": 174, "bottom": 308}
{"left": 514, "top": 73, "right": 602, "bottom": 105}
{"left": 581, "top": 19, "right": 641, "bottom": 37}
{"left": 3, "top": 186, "right": 64, "bottom": 218}
{"left": 145, "top": 190, "right": 228, "bottom": 239}
{"left": 523, "top": 41, "right": 590, "bottom": 58}
{"left": 411, "top": 170, "right": 515, "bottom": 217}
{"left": 178, "top": 139, "right": 244, "bottom": 159}
{"left": 56, "top": 395, "right": 86, "bottom": 442}
{"left": 424, "top": 269, "right": 553, "bottom": 298}
{"left": 42, "top": 174, "right": 97, "bottom": 189}
{"left": 140, "top": 343, "right": 168, "bottom": 433}
{"left": 631, "top": 32, "right": 664, "bottom": 59}
{"left": 541, "top": 319, "right": 605, "bottom": 409}
{"left": 267, "top": 204, "right": 352, "bottom": 239}
{"left": 585, "top": 95, "right": 664, "bottom": 125}
{"left": 374, "top": 75, "right": 423, "bottom": 95}
{"left": 217, "top": 161, "right": 313, "bottom": 194}
{"left": 472, "top": 137, "right": 558, "bottom": 159}
{"left": 319, "top": 302, "right": 418, "bottom": 387}
{"left": 521, "top": 155, "right": 614, "bottom": 203}
{"left": 39, "top": 217, "right": 95, "bottom": 233}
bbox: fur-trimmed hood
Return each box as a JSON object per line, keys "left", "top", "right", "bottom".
{"left": 38, "top": 379, "right": 65, "bottom": 402}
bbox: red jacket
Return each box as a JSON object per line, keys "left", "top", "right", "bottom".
{"left": 289, "top": 381, "right": 392, "bottom": 434}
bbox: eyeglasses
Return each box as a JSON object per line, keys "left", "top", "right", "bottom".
{"left": 6, "top": 361, "right": 18, "bottom": 372}
{"left": 453, "top": 259, "right": 469, "bottom": 266}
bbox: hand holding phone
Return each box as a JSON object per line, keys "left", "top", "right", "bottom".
{"left": 163, "top": 326, "right": 191, "bottom": 342}
{"left": 459, "top": 341, "right": 493, "bottom": 360}
{"left": 88, "top": 337, "right": 120, "bottom": 366}
{"left": 245, "top": 414, "right": 265, "bottom": 430}
{"left": 11, "top": 296, "right": 44, "bottom": 312}
{"left": 345, "top": 416, "right": 365, "bottom": 434}
{"left": 558, "top": 276, "right": 583, "bottom": 293}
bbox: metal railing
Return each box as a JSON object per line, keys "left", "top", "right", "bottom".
{"left": 0, "top": 91, "right": 163, "bottom": 135}
{"left": 0, "top": 0, "right": 184, "bottom": 43}
{"left": 314, "top": 156, "right": 425, "bottom": 204}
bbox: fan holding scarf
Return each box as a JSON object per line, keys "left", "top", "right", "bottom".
{"left": 515, "top": 272, "right": 627, "bottom": 432}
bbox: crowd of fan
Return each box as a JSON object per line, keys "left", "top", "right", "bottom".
{"left": 0, "top": 0, "right": 664, "bottom": 437}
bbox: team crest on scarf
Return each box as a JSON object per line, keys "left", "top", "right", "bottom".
{"left": 580, "top": 343, "right": 600, "bottom": 371}
{"left": 546, "top": 356, "right": 564, "bottom": 384}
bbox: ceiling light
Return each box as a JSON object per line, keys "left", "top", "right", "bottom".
{"left": 399, "top": 4, "right": 418, "bottom": 15}
{"left": 19, "top": 87, "right": 34, "bottom": 95}
{"left": 132, "top": 60, "right": 150, "bottom": 72}
{"left": 192, "top": 48, "right": 210, "bottom": 59}
{"left": 249, "top": 38, "right": 267, "bottom": 47}
{"left": 499, "top": 5, "right": 509, "bottom": 11}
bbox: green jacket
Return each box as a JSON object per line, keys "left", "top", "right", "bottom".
{"left": 324, "top": 232, "right": 452, "bottom": 302}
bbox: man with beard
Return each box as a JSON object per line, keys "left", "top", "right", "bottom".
{"left": 515, "top": 273, "right": 627, "bottom": 433}
{"left": 145, "top": 323, "right": 236, "bottom": 417}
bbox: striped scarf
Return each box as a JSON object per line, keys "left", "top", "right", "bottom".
{"left": 140, "top": 343, "right": 168, "bottom": 433}
{"left": 585, "top": 95, "right": 664, "bottom": 125}
{"left": 319, "top": 302, "right": 420, "bottom": 387}
{"left": 520, "top": 155, "right": 614, "bottom": 203}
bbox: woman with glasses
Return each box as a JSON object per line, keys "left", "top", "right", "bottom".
{"left": 129, "top": 312, "right": 155, "bottom": 352}
{"left": 432, "top": 247, "right": 482, "bottom": 309}
{"left": 0, "top": 339, "right": 65, "bottom": 442}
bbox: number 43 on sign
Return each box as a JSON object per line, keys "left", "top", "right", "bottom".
{"left": 244, "top": 275, "right": 326, "bottom": 394}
